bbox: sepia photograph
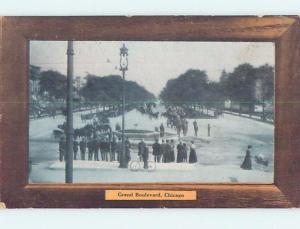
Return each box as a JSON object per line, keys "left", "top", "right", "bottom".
{"left": 28, "top": 41, "right": 275, "bottom": 183}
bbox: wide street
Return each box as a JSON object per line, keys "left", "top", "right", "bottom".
{"left": 29, "top": 104, "right": 274, "bottom": 183}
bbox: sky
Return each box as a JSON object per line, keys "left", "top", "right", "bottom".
{"left": 30, "top": 41, "right": 275, "bottom": 96}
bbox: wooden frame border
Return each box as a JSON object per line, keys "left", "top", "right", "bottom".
{"left": 1, "top": 16, "right": 300, "bottom": 208}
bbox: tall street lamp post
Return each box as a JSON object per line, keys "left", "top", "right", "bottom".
{"left": 66, "top": 41, "right": 74, "bottom": 182}
{"left": 119, "top": 44, "right": 128, "bottom": 168}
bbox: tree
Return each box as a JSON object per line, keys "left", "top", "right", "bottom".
{"left": 254, "top": 64, "right": 274, "bottom": 119}
{"left": 80, "top": 74, "right": 155, "bottom": 105}
{"left": 223, "top": 63, "right": 257, "bottom": 112}
{"left": 39, "top": 70, "right": 67, "bottom": 99}
{"left": 160, "top": 69, "right": 209, "bottom": 104}
{"left": 254, "top": 64, "right": 274, "bottom": 102}
{"left": 29, "top": 65, "right": 41, "bottom": 81}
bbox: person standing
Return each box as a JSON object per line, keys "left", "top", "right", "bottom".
{"left": 115, "top": 123, "right": 121, "bottom": 131}
{"left": 152, "top": 139, "right": 161, "bottom": 163}
{"left": 110, "top": 136, "right": 117, "bottom": 161}
{"left": 189, "top": 141, "right": 198, "bottom": 163}
{"left": 241, "top": 145, "right": 252, "bottom": 170}
{"left": 165, "top": 139, "right": 172, "bottom": 163}
{"left": 182, "top": 143, "right": 188, "bottom": 163}
{"left": 116, "top": 137, "right": 122, "bottom": 162}
{"left": 79, "top": 137, "right": 87, "bottom": 160}
{"left": 94, "top": 138, "right": 100, "bottom": 161}
{"left": 176, "top": 121, "right": 182, "bottom": 140}
{"left": 59, "top": 136, "right": 66, "bottom": 162}
{"left": 138, "top": 139, "right": 146, "bottom": 161}
{"left": 87, "top": 138, "right": 94, "bottom": 161}
{"left": 160, "top": 139, "right": 167, "bottom": 163}
{"left": 170, "top": 139, "right": 175, "bottom": 162}
{"left": 142, "top": 145, "right": 149, "bottom": 169}
{"left": 124, "top": 138, "right": 131, "bottom": 168}
{"left": 208, "top": 123, "right": 211, "bottom": 137}
{"left": 176, "top": 141, "right": 184, "bottom": 163}
{"left": 73, "top": 139, "right": 79, "bottom": 160}
{"left": 160, "top": 123, "right": 165, "bottom": 138}
{"left": 193, "top": 120, "right": 198, "bottom": 137}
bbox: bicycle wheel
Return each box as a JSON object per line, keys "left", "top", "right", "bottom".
{"left": 147, "top": 161, "right": 156, "bottom": 172}
{"left": 129, "top": 161, "right": 140, "bottom": 171}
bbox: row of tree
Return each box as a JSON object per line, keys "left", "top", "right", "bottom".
{"left": 160, "top": 63, "right": 274, "bottom": 112}
{"left": 29, "top": 65, "right": 155, "bottom": 105}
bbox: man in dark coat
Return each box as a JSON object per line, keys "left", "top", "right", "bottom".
{"left": 170, "top": 139, "right": 175, "bottom": 162}
{"left": 116, "top": 138, "right": 122, "bottom": 162}
{"left": 59, "top": 136, "right": 66, "bottom": 162}
{"left": 152, "top": 139, "right": 161, "bottom": 163}
{"left": 73, "top": 139, "right": 79, "bottom": 160}
{"left": 160, "top": 139, "right": 166, "bottom": 163}
{"left": 110, "top": 136, "right": 117, "bottom": 161}
{"left": 87, "top": 138, "right": 94, "bottom": 161}
{"left": 100, "top": 138, "right": 110, "bottom": 161}
{"left": 142, "top": 146, "right": 149, "bottom": 169}
{"left": 241, "top": 145, "right": 252, "bottom": 170}
{"left": 79, "top": 137, "right": 87, "bottom": 160}
{"left": 164, "top": 139, "right": 172, "bottom": 163}
{"left": 125, "top": 139, "right": 131, "bottom": 167}
{"left": 138, "top": 139, "right": 146, "bottom": 160}
{"left": 94, "top": 138, "right": 100, "bottom": 161}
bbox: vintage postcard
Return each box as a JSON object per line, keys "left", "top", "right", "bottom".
{"left": 28, "top": 41, "right": 275, "bottom": 183}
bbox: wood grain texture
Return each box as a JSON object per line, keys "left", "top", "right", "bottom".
{"left": 0, "top": 16, "right": 299, "bottom": 208}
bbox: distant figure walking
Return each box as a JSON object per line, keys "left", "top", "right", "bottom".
{"left": 189, "top": 141, "right": 198, "bottom": 163}
{"left": 73, "top": 139, "right": 79, "bottom": 160}
{"left": 241, "top": 145, "right": 252, "bottom": 170}
{"left": 183, "top": 119, "right": 188, "bottom": 136}
{"left": 176, "top": 122, "right": 182, "bottom": 140}
{"left": 115, "top": 123, "right": 121, "bottom": 131}
{"left": 193, "top": 120, "right": 198, "bottom": 137}
{"left": 160, "top": 123, "right": 165, "bottom": 138}
{"left": 208, "top": 123, "right": 211, "bottom": 137}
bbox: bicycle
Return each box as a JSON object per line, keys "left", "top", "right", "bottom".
{"left": 129, "top": 157, "right": 156, "bottom": 172}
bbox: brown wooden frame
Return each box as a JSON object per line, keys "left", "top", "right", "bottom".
{"left": 1, "top": 16, "right": 300, "bottom": 208}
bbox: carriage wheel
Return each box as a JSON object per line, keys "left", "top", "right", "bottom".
{"left": 147, "top": 161, "right": 156, "bottom": 172}
{"left": 129, "top": 161, "right": 140, "bottom": 171}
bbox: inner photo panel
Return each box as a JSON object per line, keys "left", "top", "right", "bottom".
{"left": 28, "top": 41, "right": 275, "bottom": 183}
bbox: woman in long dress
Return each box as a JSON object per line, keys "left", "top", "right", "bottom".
{"left": 241, "top": 145, "right": 252, "bottom": 170}
{"left": 176, "top": 142, "right": 184, "bottom": 163}
{"left": 189, "top": 141, "right": 197, "bottom": 163}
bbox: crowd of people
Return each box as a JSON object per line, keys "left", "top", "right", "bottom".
{"left": 136, "top": 138, "right": 198, "bottom": 169}
{"left": 58, "top": 135, "right": 198, "bottom": 169}
{"left": 58, "top": 135, "right": 131, "bottom": 164}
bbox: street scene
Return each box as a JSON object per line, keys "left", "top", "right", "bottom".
{"left": 29, "top": 41, "right": 275, "bottom": 183}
